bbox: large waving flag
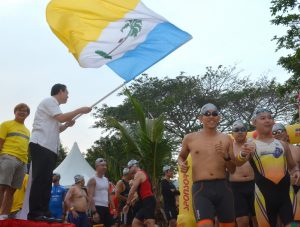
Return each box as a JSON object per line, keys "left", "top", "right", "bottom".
{"left": 46, "top": 0, "right": 192, "bottom": 81}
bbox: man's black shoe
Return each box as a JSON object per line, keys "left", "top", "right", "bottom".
{"left": 28, "top": 215, "right": 49, "bottom": 222}
{"left": 44, "top": 211, "right": 52, "bottom": 218}
{"left": 28, "top": 215, "right": 62, "bottom": 223}
{"left": 47, "top": 217, "right": 63, "bottom": 223}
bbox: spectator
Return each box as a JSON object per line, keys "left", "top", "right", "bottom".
{"left": 0, "top": 103, "right": 30, "bottom": 220}
{"left": 49, "top": 173, "right": 66, "bottom": 219}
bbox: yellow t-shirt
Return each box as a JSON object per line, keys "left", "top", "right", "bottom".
{"left": 0, "top": 120, "right": 30, "bottom": 163}
{"left": 11, "top": 174, "right": 29, "bottom": 213}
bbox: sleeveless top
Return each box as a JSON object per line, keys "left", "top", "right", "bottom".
{"left": 119, "top": 179, "right": 130, "bottom": 209}
{"left": 137, "top": 170, "right": 153, "bottom": 200}
{"left": 93, "top": 175, "right": 109, "bottom": 207}
{"left": 250, "top": 139, "right": 287, "bottom": 184}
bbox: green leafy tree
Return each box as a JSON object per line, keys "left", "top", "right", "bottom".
{"left": 94, "top": 66, "right": 246, "bottom": 140}
{"left": 93, "top": 66, "right": 294, "bottom": 141}
{"left": 106, "top": 90, "right": 173, "bottom": 190}
{"left": 85, "top": 135, "right": 127, "bottom": 182}
{"left": 220, "top": 76, "right": 294, "bottom": 130}
{"left": 270, "top": 0, "right": 300, "bottom": 95}
{"left": 55, "top": 143, "right": 67, "bottom": 168}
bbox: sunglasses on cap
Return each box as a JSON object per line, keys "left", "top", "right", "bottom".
{"left": 272, "top": 129, "right": 285, "bottom": 135}
{"left": 203, "top": 111, "right": 219, "bottom": 117}
{"left": 232, "top": 127, "right": 247, "bottom": 133}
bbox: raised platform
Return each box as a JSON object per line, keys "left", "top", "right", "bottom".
{"left": 0, "top": 219, "right": 75, "bottom": 227}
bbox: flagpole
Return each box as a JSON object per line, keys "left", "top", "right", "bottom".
{"left": 73, "top": 81, "right": 128, "bottom": 120}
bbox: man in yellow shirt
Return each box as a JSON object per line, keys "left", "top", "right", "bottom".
{"left": 0, "top": 103, "right": 30, "bottom": 220}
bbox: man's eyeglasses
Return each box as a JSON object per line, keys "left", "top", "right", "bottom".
{"left": 232, "top": 127, "right": 247, "bottom": 133}
{"left": 203, "top": 111, "right": 219, "bottom": 117}
{"left": 272, "top": 129, "right": 285, "bottom": 135}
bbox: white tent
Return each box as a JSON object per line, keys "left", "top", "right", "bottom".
{"left": 54, "top": 142, "right": 95, "bottom": 187}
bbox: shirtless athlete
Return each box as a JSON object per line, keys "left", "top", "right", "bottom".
{"left": 178, "top": 103, "right": 236, "bottom": 227}
{"left": 229, "top": 120, "right": 258, "bottom": 227}
{"left": 64, "top": 175, "right": 89, "bottom": 227}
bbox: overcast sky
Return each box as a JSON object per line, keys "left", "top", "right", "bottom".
{"left": 0, "top": 0, "right": 290, "bottom": 153}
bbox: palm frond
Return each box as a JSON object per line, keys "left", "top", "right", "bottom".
{"left": 106, "top": 117, "right": 140, "bottom": 154}
{"left": 125, "top": 89, "right": 146, "bottom": 132}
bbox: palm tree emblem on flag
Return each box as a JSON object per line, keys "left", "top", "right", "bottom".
{"left": 95, "top": 19, "right": 142, "bottom": 60}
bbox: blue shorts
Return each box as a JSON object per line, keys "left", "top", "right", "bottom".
{"left": 50, "top": 208, "right": 63, "bottom": 218}
{"left": 67, "top": 211, "right": 88, "bottom": 227}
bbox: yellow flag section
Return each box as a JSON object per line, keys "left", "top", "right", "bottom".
{"left": 177, "top": 155, "right": 196, "bottom": 227}
{"left": 286, "top": 123, "right": 300, "bottom": 144}
{"left": 46, "top": 0, "right": 139, "bottom": 60}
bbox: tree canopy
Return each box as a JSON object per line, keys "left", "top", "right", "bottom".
{"left": 93, "top": 66, "right": 294, "bottom": 143}
{"left": 270, "top": 0, "right": 300, "bottom": 95}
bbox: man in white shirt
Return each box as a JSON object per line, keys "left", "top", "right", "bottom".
{"left": 27, "top": 84, "right": 91, "bottom": 221}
